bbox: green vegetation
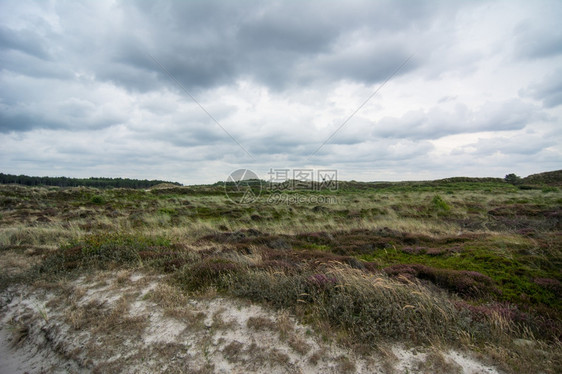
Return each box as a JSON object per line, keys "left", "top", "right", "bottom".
{"left": 90, "top": 195, "right": 105, "bottom": 204}
{"left": 522, "top": 170, "right": 562, "bottom": 187}
{"left": 1, "top": 171, "right": 561, "bottom": 373}
{"left": 0, "top": 172, "right": 181, "bottom": 189}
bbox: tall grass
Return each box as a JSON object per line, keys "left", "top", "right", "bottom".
{"left": 0, "top": 223, "right": 82, "bottom": 247}
{"left": 227, "top": 267, "right": 468, "bottom": 344}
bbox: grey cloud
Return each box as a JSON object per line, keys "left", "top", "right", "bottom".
{"left": 0, "top": 25, "right": 51, "bottom": 60}
{"left": 514, "top": 20, "right": 562, "bottom": 60}
{"left": 127, "top": 105, "right": 239, "bottom": 149}
{"left": 1, "top": 0, "right": 446, "bottom": 94}
{"left": 0, "top": 51, "right": 73, "bottom": 80}
{"left": 248, "top": 135, "right": 318, "bottom": 156}
{"left": 457, "top": 135, "right": 556, "bottom": 157}
{"left": 371, "top": 100, "right": 544, "bottom": 140}
{"left": 237, "top": 11, "right": 333, "bottom": 53}
{"left": 311, "top": 44, "right": 417, "bottom": 85}
{"left": 510, "top": 0, "right": 562, "bottom": 61}
{"left": 94, "top": 62, "right": 162, "bottom": 94}
{"left": 308, "top": 139, "right": 435, "bottom": 165}
{"left": 228, "top": 0, "right": 432, "bottom": 89}
{"left": 0, "top": 111, "right": 52, "bottom": 133}
{"left": 0, "top": 96, "right": 126, "bottom": 133}
{"left": 157, "top": 126, "right": 232, "bottom": 148}
{"left": 522, "top": 70, "right": 562, "bottom": 108}
{"left": 0, "top": 0, "right": 476, "bottom": 99}
{"left": 109, "top": 42, "right": 238, "bottom": 93}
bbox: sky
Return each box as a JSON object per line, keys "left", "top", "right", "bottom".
{"left": 0, "top": 0, "right": 561, "bottom": 185}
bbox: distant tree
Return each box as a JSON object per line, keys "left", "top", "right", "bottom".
{"left": 504, "top": 173, "right": 522, "bottom": 185}
{"left": 0, "top": 172, "right": 181, "bottom": 189}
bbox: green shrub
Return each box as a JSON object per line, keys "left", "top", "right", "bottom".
{"left": 36, "top": 233, "right": 171, "bottom": 274}
{"left": 228, "top": 270, "right": 307, "bottom": 309}
{"left": 541, "top": 186, "right": 558, "bottom": 193}
{"left": 90, "top": 195, "right": 105, "bottom": 204}
{"left": 175, "top": 257, "right": 243, "bottom": 292}
{"left": 431, "top": 195, "right": 451, "bottom": 212}
{"left": 158, "top": 207, "right": 177, "bottom": 215}
{"left": 504, "top": 173, "right": 522, "bottom": 185}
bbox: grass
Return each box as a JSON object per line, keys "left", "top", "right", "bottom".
{"left": 361, "top": 240, "right": 561, "bottom": 308}
{"left": 0, "top": 179, "right": 560, "bottom": 373}
{"left": 7, "top": 321, "right": 29, "bottom": 347}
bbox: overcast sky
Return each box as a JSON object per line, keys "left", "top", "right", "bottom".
{"left": 1, "top": 0, "right": 561, "bottom": 184}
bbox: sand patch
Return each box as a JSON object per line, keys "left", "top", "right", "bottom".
{"left": 1, "top": 271, "right": 501, "bottom": 373}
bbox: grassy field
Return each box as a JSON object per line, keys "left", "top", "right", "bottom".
{"left": 0, "top": 174, "right": 560, "bottom": 372}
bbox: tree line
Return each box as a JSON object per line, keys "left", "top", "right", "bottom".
{"left": 0, "top": 173, "right": 182, "bottom": 189}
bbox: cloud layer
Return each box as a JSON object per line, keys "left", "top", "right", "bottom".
{"left": 1, "top": 0, "right": 561, "bottom": 183}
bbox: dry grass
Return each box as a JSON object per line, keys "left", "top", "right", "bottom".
{"left": 246, "top": 316, "right": 277, "bottom": 331}
{"left": 0, "top": 249, "right": 42, "bottom": 277}
{"left": 229, "top": 266, "right": 464, "bottom": 344}
{"left": 145, "top": 283, "right": 206, "bottom": 325}
{"left": 287, "top": 334, "right": 310, "bottom": 355}
{"left": 222, "top": 341, "right": 245, "bottom": 363}
{"left": 276, "top": 310, "right": 294, "bottom": 340}
{"left": 308, "top": 349, "right": 323, "bottom": 366}
{"left": 336, "top": 355, "right": 356, "bottom": 373}
{"left": 64, "top": 296, "right": 147, "bottom": 335}
{"left": 148, "top": 283, "right": 189, "bottom": 309}
{"left": 267, "top": 348, "right": 291, "bottom": 366}
{"left": 0, "top": 224, "right": 82, "bottom": 247}
{"left": 211, "top": 307, "right": 237, "bottom": 330}
{"left": 7, "top": 320, "right": 30, "bottom": 347}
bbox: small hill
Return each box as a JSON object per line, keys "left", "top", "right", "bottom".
{"left": 522, "top": 170, "right": 562, "bottom": 186}
{"left": 147, "top": 183, "right": 183, "bottom": 190}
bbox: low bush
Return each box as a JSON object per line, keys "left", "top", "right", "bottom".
{"left": 227, "top": 266, "right": 494, "bottom": 344}
{"left": 431, "top": 195, "right": 451, "bottom": 212}
{"left": 36, "top": 233, "right": 172, "bottom": 274}
{"left": 384, "top": 264, "right": 499, "bottom": 297}
{"left": 175, "top": 257, "right": 243, "bottom": 292}
{"left": 90, "top": 195, "right": 105, "bottom": 204}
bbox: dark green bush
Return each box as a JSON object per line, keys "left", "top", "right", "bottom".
{"left": 504, "top": 173, "right": 522, "bottom": 185}
{"left": 90, "top": 195, "right": 105, "bottom": 204}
